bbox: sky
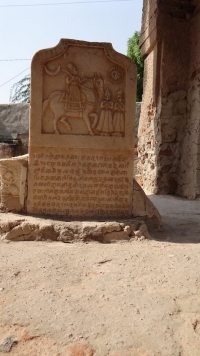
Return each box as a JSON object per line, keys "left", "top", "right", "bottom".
{"left": 0, "top": 0, "right": 143, "bottom": 104}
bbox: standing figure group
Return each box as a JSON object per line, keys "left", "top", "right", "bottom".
{"left": 96, "top": 88, "right": 125, "bottom": 136}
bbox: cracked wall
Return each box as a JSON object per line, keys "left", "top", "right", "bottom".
{"left": 138, "top": 0, "right": 200, "bottom": 198}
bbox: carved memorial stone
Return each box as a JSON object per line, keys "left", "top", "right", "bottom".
{"left": 27, "top": 39, "right": 136, "bottom": 218}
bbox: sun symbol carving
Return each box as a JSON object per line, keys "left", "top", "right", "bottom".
{"left": 107, "top": 67, "right": 124, "bottom": 84}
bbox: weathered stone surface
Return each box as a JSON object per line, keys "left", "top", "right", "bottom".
{"left": 138, "top": 0, "right": 200, "bottom": 199}
{"left": 27, "top": 39, "right": 136, "bottom": 219}
{"left": 0, "top": 335, "right": 17, "bottom": 353}
{"left": 0, "top": 213, "right": 153, "bottom": 243}
{"left": 0, "top": 104, "right": 29, "bottom": 156}
{"left": 0, "top": 103, "right": 141, "bottom": 159}
{"left": 178, "top": 73, "right": 200, "bottom": 199}
{"left": 0, "top": 155, "right": 28, "bottom": 212}
{"left": 0, "top": 40, "right": 161, "bottom": 230}
{"left": 134, "top": 102, "right": 141, "bottom": 175}
{"left": 0, "top": 152, "right": 161, "bottom": 230}
{"left": 28, "top": 148, "right": 135, "bottom": 218}
{"left": 0, "top": 143, "right": 15, "bottom": 159}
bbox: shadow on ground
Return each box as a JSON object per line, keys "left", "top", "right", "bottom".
{"left": 148, "top": 194, "right": 200, "bottom": 243}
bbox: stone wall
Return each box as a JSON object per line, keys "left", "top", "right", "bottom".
{"left": 0, "top": 104, "right": 29, "bottom": 158}
{"left": 179, "top": 0, "right": 200, "bottom": 199}
{"left": 138, "top": 0, "right": 200, "bottom": 198}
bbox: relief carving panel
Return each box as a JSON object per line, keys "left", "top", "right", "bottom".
{"left": 28, "top": 39, "right": 136, "bottom": 217}
{"left": 0, "top": 157, "right": 28, "bottom": 211}
{"left": 42, "top": 45, "right": 126, "bottom": 136}
{"left": 0, "top": 164, "right": 19, "bottom": 197}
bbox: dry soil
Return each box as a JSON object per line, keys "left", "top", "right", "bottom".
{"left": 0, "top": 194, "right": 200, "bottom": 356}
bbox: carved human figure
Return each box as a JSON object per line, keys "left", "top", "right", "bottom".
{"left": 0, "top": 167, "right": 19, "bottom": 196}
{"left": 90, "top": 74, "right": 104, "bottom": 129}
{"left": 43, "top": 63, "right": 95, "bottom": 135}
{"left": 113, "top": 89, "right": 125, "bottom": 136}
{"left": 96, "top": 88, "right": 114, "bottom": 136}
{"left": 62, "top": 63, "right": 88, "bottom": 109}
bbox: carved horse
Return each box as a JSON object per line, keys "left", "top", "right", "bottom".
{"left": 42, "top": 76, "right": 104, "bottom": 135}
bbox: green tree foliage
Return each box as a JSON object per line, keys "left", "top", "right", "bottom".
{"left": 127, "top": 31, "right": 144, "bottom": 102}
{"left": 9, "top": 74, "right": 30, "bottom": 103}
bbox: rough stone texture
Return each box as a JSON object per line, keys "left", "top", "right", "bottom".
{"left": 0, "top": 172, "right": 161, "bottom": 240}
{"left": 135, "top": 102, "right": 141, "bottom": 139}
{"left": 0, "top": 143, "right": 16, "bottom": 159}
{"left": 178, "top": 0, "right": 200, "bottom": 199}
{"left": 0, "top": 104, "right": 29, "bottom": 156}
{"left": 0, "top": 103, "right": 141, "bottom": 160}
{"left": 0, "top": 155, "right": 28, "bottom": 212}
{"left": 133, "top": 179, "right": 161, "bottom": 230}
{"left": 0, "top": 214, "right": 153, "bottom": 243}
{"left": 138, "top": 0, "right": 200, "bottom": 199}
{"left": 27, "top": 39, "right": 137, "bottom": 218}
{"left": 134, "top": 102, "right": 141, "bottom": 175}
{"left": 0, "top": 335, "right": 17, "bottom": 353}
{"left": 0, "top": 39, "right": 158, "bottom": 228}
{"left": 0, "top": 155, "right": 161, "bottom": 231}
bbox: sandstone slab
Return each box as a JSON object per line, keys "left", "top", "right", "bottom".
{"left": 27, "top": 39, "right": 136, "bottom": 219}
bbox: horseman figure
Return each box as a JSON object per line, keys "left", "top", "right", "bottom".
{"left": 60, "top": 63, "right": 88, "bottom": 110}
{"left": 42, "top": 64, "right": 104, "bottom": 135}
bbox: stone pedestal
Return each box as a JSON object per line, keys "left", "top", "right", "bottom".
{"left": 0, "top": 39, "right": 162, "bottom": 232}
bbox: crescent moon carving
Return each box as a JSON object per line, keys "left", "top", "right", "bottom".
{"left": 44, "top": 65, "right": 61, "bottom": 76}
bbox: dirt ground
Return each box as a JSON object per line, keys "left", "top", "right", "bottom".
{"left": 0, "top": 194, "right": 200, "bottom": 356}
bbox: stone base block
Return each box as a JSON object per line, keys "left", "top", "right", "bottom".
{"left": 0, "top": 213, "right": 153, "bottom": 243}
{"left": 0, "top": 154, "right": 162, "bottom": 232}
{"left": 0, "top": 155, "right": 28, "bottom": 212}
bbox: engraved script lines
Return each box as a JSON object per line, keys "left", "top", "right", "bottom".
{"left": 31, "top": 152, "right": 131, "bottom": 217}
